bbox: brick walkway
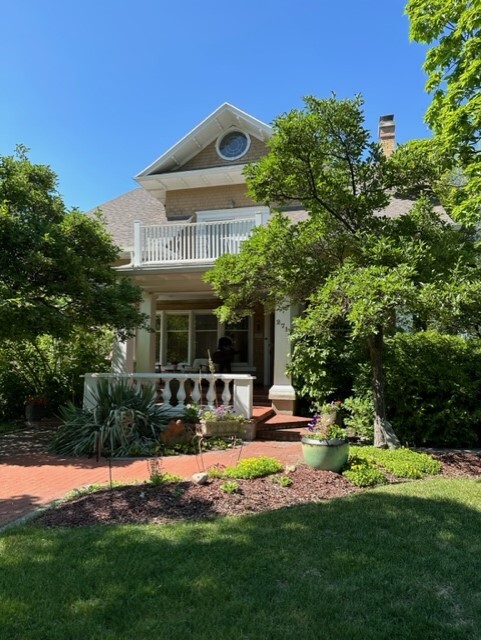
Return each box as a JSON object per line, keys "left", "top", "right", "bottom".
{"left": 0, "top": 424, "right": 303, "bottom": 528}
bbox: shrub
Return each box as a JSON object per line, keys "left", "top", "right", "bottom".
{"left": 209, "top": 456, "right": 284, "bottom": 480}
{"left": 343, "top": 457, "right": 387, "bottom": 487}
{"left": 382, "top": 332, "right": 481, "bottom": 447}
{"left": 343, "top": 395, "right": 374, "bottom": 442}
{"left": 49, "top": 380, "right": 173, "bottom": 457}
{"left": 351, "top": 446, "right": 442, "bottom": 479}
{"left": 0, "top": 329, "right": 113, "bottom": 420}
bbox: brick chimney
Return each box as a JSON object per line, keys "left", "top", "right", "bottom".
{"left": 379, "top": 114, "right": 395, "bottom": 157}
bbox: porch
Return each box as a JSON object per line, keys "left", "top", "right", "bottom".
{"left": 83, "top": 374, "right": 310, "bottom": 440}
{"left": 131, "top": 216, "right": 260, "bottom": 267}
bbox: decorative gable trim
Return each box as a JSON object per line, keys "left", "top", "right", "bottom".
{"left": 135, "top": 103, "right": 272, "bottom": 179}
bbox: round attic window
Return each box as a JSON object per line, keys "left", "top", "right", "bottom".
{"left": 216, "top": 130, "right": 250, "bottom": 160}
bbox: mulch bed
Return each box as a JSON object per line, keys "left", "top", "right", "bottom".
{"left": 35, "top": 449, "right": 481, "bottom": 529}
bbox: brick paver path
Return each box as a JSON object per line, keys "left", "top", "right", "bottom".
{"left": 0, "top": 424, "right": 302, "bottom": 527}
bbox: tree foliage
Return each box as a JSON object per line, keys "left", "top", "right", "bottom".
{"left": 206, "top": 96, "right": 481, "bottom": 448}
{"left": 0, "top": 146, "right": 144, "bottom": 342}
{"left": 406, "top": 0, "right": 481, "bottom": 224}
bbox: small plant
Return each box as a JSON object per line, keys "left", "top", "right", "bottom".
{"left": 183, "top": 404, "right": 200, "bottom": 424}
{"left": 199, "top": 404, "right": 247, "bottom": 424}
{"left": 306, "top": 416, "right": 347, "bottom": 442}
{"left": 351, "top": 446, "right": 442, "bottom": 479}
{"left": 222, "top": 456, "right": 284, "bottom": 479}
{"left": 272, "top": 475, "right": 293, "bottom": 487}
{"left": 343, "top": 457, "right": 388, "bottom": 487}
{"left": 342, "top": 446, "right": 442, "bottom": 486}
{"left": 150, "top": 471, "right": 183, "bottom": 486}
{"left": 316, "top": 400, "right": 343, "bottom": 415}
{"left": 220, "top": 481, "right": 239, "bottom": 494}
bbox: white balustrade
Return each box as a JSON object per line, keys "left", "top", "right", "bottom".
{"left": 134, "top": 218, "right": 256, "bottom": 266}
{"left": 82, "top": 372, "right": 254, "bottom": 418}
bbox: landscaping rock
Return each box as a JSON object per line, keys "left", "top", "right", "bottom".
{"left": 191, "top": 472, "right": 209, "bottom": 485}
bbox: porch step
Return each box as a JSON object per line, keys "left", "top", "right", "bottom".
{"left": 253, "top": 411, "right": 310, "bottom": 442}
{"left": 252, "top": 406, "right": 276, "bottom": 423}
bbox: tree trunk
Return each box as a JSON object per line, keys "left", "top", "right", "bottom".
{"left": 367, "top": 328, "right": 400, "bottom": 449}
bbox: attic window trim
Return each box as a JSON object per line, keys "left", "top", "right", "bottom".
{"left": 216, "top": 130, "right": 251, "bottom": 161}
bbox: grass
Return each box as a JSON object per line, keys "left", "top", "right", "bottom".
{"left": 1, "top": 478, "right": 481, "bottom": 639}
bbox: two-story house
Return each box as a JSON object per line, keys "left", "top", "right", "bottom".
{"left": 87, "top": 102, "right": 436, "bottom": 425}
{"left": 88, "top": 103, "right": 302, "bottom": 422}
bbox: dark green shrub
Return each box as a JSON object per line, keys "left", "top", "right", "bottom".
{"left": 342, "top": 395, "right": 374, "bottom": 441}
{"left": 0, "top": 330, "right": 113, "bottom": 419}
{"left": 50, "top": 380, "right": 173, "bottom": 457}
{"left": 382, "top": 332, "right": 481, "bottom": 447}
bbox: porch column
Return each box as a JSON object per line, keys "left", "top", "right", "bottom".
{"left": 111, "top": 335, "right": 134, "bottom": 373}
{"left": 136, "top": 290, "right": 156, "bottom": 372}
{"left": 269, "top": 304, "right": 298, "bottom": 415}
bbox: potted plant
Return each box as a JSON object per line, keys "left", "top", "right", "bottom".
{"left": 301, "top": 413, "right": 349, "bottom": 472}
{"left": 317, "top": 400, "right": 343, "bottom": 426}
{"left": 196, "top": 405, "right": 255, "bottom": 440}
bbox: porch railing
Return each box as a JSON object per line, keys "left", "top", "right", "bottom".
{"left": 133, "top": 218, "right": 257, "bottom": 266}
{"left": 83, "top": 373, "right": 254, "bottom": 418}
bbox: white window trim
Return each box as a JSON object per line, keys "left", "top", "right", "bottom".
{"left": 156, "top": 310, "right": 254, "bottom": 367}
{"left": 216, "top": 130, "right": 251, "bottom": 161}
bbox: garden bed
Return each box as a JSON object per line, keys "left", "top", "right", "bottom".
{"left": 35, "top": 449, "right": 481, "bottom": 528}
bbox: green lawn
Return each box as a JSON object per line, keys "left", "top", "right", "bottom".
{"left": 1, "top": 478, "right": 481, "bottom": 640}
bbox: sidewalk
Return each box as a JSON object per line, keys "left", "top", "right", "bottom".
{"left": 0, "top": 424, "right": 303, "bottom": 528}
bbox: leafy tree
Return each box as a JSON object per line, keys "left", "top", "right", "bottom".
{"left": 206, "top": 96, "right": 481, "bottom": 448}
{"left": 406, "top": 0, "right": 481, "bottom": 224}
{"left": 0, "top": 146, "right": 144, "bottom": 342}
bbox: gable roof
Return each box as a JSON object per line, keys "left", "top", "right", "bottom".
{"left": 86, "top": 188, "right": 167, "bottom": 252}
{"left": 135, "top": 102, "right": 272, "bottom": 178}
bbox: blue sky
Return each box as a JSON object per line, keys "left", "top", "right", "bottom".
{"left": 1, "top": 0, "right": 430, "bottom": 212}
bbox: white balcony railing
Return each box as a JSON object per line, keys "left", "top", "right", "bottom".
{"left": 83, "top": 372, "right": 254, "bottom": 418}
{"left": 132, "top": 217, "right": 257, "bottom": 266}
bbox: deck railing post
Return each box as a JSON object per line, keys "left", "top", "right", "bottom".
{"left": 133, "top": 220, "right": 142, "bottom": 267}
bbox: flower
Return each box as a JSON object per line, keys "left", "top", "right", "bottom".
{"left": 199, "top": 404, "right": 246, "bottom": 424}
{"left": 183, "top": 404, "right": 201, "bottom": 424}
{"left": 317, "top": 400, "right": 343, "bottom": 415}
{"left": 306, "top": 413, "right": 346, "bottom": 442}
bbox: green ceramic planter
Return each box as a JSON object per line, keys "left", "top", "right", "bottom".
{"left": 301, "top": 436, "right": 349, "bottom": 472}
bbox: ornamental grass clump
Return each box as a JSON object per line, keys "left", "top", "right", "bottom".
{"left": 50, "top": 380, "right": 173, "bottom": 457}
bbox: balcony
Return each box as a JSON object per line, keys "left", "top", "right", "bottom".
{"left": 132, "top": 217, "right": 259, "bottom": 267}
